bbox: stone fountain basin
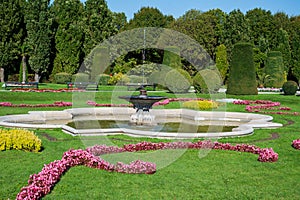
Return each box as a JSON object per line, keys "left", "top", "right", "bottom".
{"left": 0, "top": 107, "right": 282, "bottom": 139}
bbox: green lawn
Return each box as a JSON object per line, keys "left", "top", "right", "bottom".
{"left": 0, "top": 87, "right": 300, "bottom": 199}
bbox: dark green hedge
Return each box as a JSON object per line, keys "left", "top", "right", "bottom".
{"left": 264, "top": 51, "right": 285, "bottom": 88}
{"left": 226, "top": 42, "right": 258, "bottom": 95}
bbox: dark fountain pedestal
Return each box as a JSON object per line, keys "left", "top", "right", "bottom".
{"left": 119, "top": 90, "right": 167, "bottom": 125}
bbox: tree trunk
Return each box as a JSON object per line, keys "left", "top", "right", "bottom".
{"left": 34, "top": 73, "right": 40, "bottom": 82}
{"left": 0, "top": 68, "right": 4, "bottom": 82}
{"left": 22, "top": 55, "right": 27, "bottom": 83}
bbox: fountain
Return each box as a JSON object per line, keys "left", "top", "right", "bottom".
{"left": 118, "top": 90, "right": 167, "bottom": 125}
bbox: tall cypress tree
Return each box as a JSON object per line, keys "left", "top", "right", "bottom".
{"left": 26, "top": 0, "right": 52, "bottom": 82}
{"left": 0, "top": 0, "right": 25, "bottom": 76}
{"left": 52, "top": 0, "right": 84, "bottom": 75}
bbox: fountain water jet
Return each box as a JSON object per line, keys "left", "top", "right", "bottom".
{"left": 119, "top": 90, "right": 167, "bottom": 125}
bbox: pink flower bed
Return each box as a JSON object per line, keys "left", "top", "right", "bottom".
{"left": 11, "top": 88, "right": 84, "bottom": 92}
{"left": 17, "top": 140, "right": 278, "bottom": 199}
{"left": 0, "top": 101, "right": 72, "bottom": 107}
{"left": 292, "top": 139, "right": 300, "bottom": 150}
{"left": 233, "top": 100, "right": 299, "bottom": 115}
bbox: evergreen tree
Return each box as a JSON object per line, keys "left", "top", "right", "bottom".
{"left": 275, "top": 28, "right": 292, "bottom": 73}
{"left": 215, "top": 44, "right": 229, "bottom": 83}
{"left": 83, "top": 0, "right": 117, "bottom": 56}
{"left": 26, "top": 0, "right": 52, "bottom": 82}
{"left": 52, "top": 0, "right": 84, "bottom": 75}
{"left": 0, "top": 0, "right": 25, "bottom": 76}
{"left": 223, "top": 10, "right": 251, "bottom": 61}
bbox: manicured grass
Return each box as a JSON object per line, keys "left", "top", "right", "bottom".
{"left": 0, "top": 89, "right": 300, "bottom": 199}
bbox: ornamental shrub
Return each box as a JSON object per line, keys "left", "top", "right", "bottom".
{"left": 163, "top": 46, "right": 182, "bottom": 69}
{"left": 0, "top": 129, "right": 42, "bottom": 152}
{"left": 54, "top": 72, "right": 72, "bottom": 84}
{"left": 182, "top": 100, "right": 219, "bottom": 110}
{"left": 97, "top": 74, "right": 111, "bottom": 85}
{"left": 282, "top": 81, "right": 298, "bottom": 95}
{"left": 226, "top": 42, "right": 257, "bottom": 95}
{"left": 193, "top": 69, "right": 222, "bottom": 93}
{"left": 108, "top": 72, "right": 130, "bottom": 85}
{"left": 264, "top": 51, "right": 285, "bottom": 88}
{"left": 72, "top": 73, "right": 89, "bottom": 82}
{"left": 165, "top": 69, "right": 192, "bottom": 93}
{"left": 128, "top": 75, "right": 145, "bottom": 83}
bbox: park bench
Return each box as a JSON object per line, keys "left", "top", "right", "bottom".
{"left": 67, "top": 82, "right": 98, "bottom": 91}
{"left": 126, "top": 83, "right": 157, "bottom": 91}
{"left": 4, "top": 81, "right": 38, "bottom": 90}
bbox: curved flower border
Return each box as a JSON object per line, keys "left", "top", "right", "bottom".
{"left": 0, "top": 101, "right": 72, "bottom": 107}
{"left": 17, "top": 140, "right": 278, "bottom": 199}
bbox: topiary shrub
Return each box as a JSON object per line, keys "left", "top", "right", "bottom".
{"left": 226, "top": 42, "right": 258, "bottom": 95}
{"left": 282, "top": 81, "right": 298, "bottom": 95}
{"left": 264, "top": 51, "right": 285, "bottom": 88}
{"left": 165, "top": 69, "right": 192, "bottom": 93}
{"left": 72, "top": 73, "right": 90, "bottom": 82}
{"left": 54, "top": 72, "right": 72, "bottom": 84}
{"left": 128, "top": 75, "right": 145, "bottom": 83}
{"left": 97, "top": 74, "right": 111, "bottom": 85}
{"left": 193, "top": 69, "right": 222, "bottom": 93}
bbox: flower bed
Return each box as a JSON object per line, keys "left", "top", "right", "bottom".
{"left": 233, "top": 100, "right": 299, "bottom": 115}
{"left": 11, "top": 88, "right": 84, "bottom": 92}
{"left": 292, "top": 139, "right": 300, "bottom": 150}
{"left": 17, "top": 140, "right": 278, "bottom": 199}
{"left": 0, "top": 101, "right": 72, "bottom": 107}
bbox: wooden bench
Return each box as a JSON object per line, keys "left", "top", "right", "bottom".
{"left": 67, "top": 82, "right": 98, "bottom": 91}
{"left": 126, "top": 83, "right": 157, "bottom": 91}
{"left": 4, "top": 82, "right": 38, "bottom": 90}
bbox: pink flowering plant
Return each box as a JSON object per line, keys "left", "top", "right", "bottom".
{"left": 17, "top": 140, "right": 278, "bottom": 199}
{"left": 233, "top": 100, "right": 299, "bottom": 115}
{"left": 11, "top": 88, "right": 84, "bottom": 92}
{"left": 292, "top": 139, "right": 300, "bottom": 150}
{"left": 0, "top": 101, "right": 72, "bottom": 107}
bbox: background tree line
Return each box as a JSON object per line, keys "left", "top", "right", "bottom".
{"left": 1, "top": 0, "right": 300, "bottom": 85}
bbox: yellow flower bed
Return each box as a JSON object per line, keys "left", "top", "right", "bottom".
{"left": 0, "top": 129, "right": 42, "bottom": 152}
{"left": 182, "top": 100, "right": 219, "bottom": 110}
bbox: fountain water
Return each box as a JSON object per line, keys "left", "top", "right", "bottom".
{"left": 119, "top": 90, "right": 167, "bottom": 125}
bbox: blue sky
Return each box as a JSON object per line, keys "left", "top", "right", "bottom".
{"left": 104, "top": 0, "right": 300, "bottom": 19}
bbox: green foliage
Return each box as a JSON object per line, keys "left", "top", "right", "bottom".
{"left": 162, "top": 46, "right": 182, "bottom": 69}
{"left": 97, "top": 74, "right": 111, "bottom": 85}
{"left": 275, "top": 28, "right": 292, "bottom": 72}
{"left": 128, "top": 75, "right": 145, "bottom": 83}
{"left": 26, "top": 0, "right": 52, "bottom": 77}
{"left": 264, "top": 51, "right": 285, "bottom": 88}
{"left": 125, "top": 7, "right": 174, "bottom": 29}
{"left": 193, "top": 69, "right": 222, "bottom": 93}
{"left": 52, "top": 0, "right": 84, "bottom": 75}
{"left": 282, "top": 80, "right": 298, "bottom": 95}
{"left": 215, "top": 44, "right": 229, "bottom": 83}
{"left": 226, "top": 42, "right": 258, "bottom": 95}
{"left": 54, "top": 72, "right": 72, "bottom": 84}
{"left": 72, "top": 73, "right": 89, "bottom": 82}
{"left": 0, "top": 0, "right": 25, "bottom": 72}
{"left": 83, "top": 0, "right": 117, "bottom": 55}
{"left": 0, "top": 129, "right": 41, "bottom": 152}
{"left": 108, "top": 72, "right": 129, "bottom": 85}
{"left": 182, "top": 100, "right": 219, "bottom": 110}
{"left": 165, "top": 69, "right": 192, "bottom": 93}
